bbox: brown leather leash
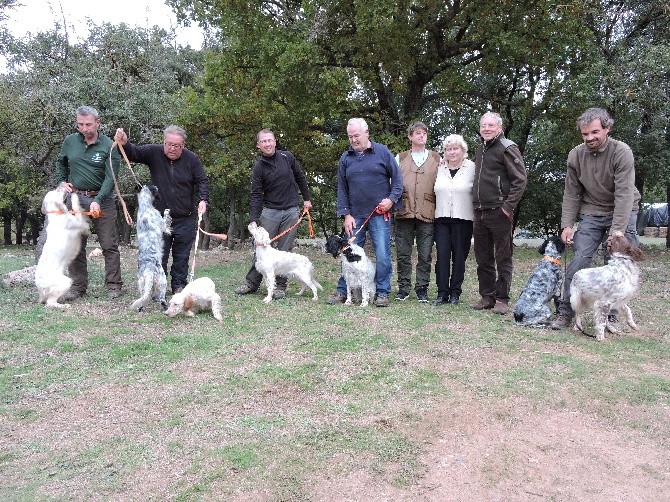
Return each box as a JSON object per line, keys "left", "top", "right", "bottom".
{"left": 341, "top": 204, "right": 390, "bottom": 251}
{"left": 260, "top": 208, "right": 314, "bottom": 246}
{"left": 47, "top": 209, "right": 103, "bottom": 218}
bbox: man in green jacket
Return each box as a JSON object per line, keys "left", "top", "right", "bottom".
{"left": 551, "top": 107, "right": 640, "bottom": 330}
{"left": 56, "top": 106, "right": 123, "bottom": 300}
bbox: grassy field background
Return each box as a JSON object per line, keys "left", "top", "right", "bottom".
{"left": 1, "top": 239, "right": 669, "bottom": 501}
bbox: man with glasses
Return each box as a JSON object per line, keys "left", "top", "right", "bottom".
{"left": 114, "top": 125, "right": 210, "bottom": 294}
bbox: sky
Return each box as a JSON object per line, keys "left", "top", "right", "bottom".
{"left": 4, "top": 0, "right": 204, "bottom": 47}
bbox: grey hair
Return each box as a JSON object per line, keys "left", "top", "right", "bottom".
{"left": 577, "top": 108, "right": 614, "bottom": 130}
{"left": 481, "top": 111, "right": 503, "bottom": 126}
{"left": 164, "top": 125, "right": 187, "bottom": 141}
{"left": 407, "top": 121, "right": 428, "bottom": 136}
{"left": 257, "top": 128, "right": 275, "bottom": 142}
{"left": 347, "top": 117, "right": 368, "bottom": 132}
{"left": 76, "top": 106, "right": 99, "bottom": 120}
{"left": 442, "top": 134, "right": 469, "bottom": 158}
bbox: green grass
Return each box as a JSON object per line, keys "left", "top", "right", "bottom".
{"left": 1, "top": 242, "right": 669, "bottom": 499}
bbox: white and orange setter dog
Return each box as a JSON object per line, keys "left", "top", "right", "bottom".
{"left": 570, "top": 234, "right": 644, "bottom": 341}
{"left": 248, "top": 223, "right": 322, "bottom": 303}
{"left": 164, "top": 277, "right": 223, "bottom": 321}
{"left": 35, "top": 187, "right": 90, "bottom": 307}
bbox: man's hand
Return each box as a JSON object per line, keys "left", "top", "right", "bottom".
{"left": 561, "top": 227, "right": 573, "bottom": 245}
{"left": 59, "top": 182, "right": 74, "bottom": 193}
{"left": 114, "top": 128, "right": 128, "bottom": 146}
{"left": 198, "top": 200, "right": 207, "bottom": 215}
{"left": 343, "top": 214, "right": 356, "bottom": 236}
{"left": 377, "top": 198, "right": 393, "bottom": 213}
{"left": 303, "top": 200, "right": 313, "bottom": 211}
{"left": 90, "top": 201, "right": 101, "bottom": 218}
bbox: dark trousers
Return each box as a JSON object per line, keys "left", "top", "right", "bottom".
{"left": 473, "top": 207, "right": 514, "bottom": 302}
{"left": 395, "top": 218, "right": 434, "bottom": 292}
{"left": 68, "top": 194, "right": 122, "bottom": 293}
{"left": 164, "top": 214, "right": 197, "bottom": 291}
{"left": 433, "top": 217, "right": 473, "bottom": 298}
{"left": 245, "top": 207, "right": 300, "bottom": 290}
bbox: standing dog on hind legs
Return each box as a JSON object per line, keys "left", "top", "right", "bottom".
{"left": 570, "top": 234, "right": 644, "bottom": 342}
{"left": 513, "top": 235, "right": 566, "bottom": 326}
{"left": 248, "top": 223, "right": 322, "bottom": 303}
{"left": 130, "top": 185, "right": 172, "bottom": 311}
{"left": 324, "top": 234, "right": 375, "bottom": 307}
{"left": 35, "top": 187, "right": 91, "bottom": 307}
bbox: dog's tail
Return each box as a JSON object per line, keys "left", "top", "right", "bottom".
{"left": 130, "top": 270, "right": 158, "bottom": 311}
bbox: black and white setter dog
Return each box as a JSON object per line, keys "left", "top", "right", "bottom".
{"left": 130, "top": 185, "right": 172, "bottom": 312}
{"left": 324, "top": 234, "right": 376, "bottom": 307}
{"left": 513, "top": 235, "right": 566, "bottom": 326}
{"left": 571, "top": 234, "right": 644, "bottom": 341}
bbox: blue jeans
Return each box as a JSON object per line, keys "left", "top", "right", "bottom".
{"left": 337, "top": 213, "right": 392, "bottom": 297}
{"left": 558, "top": 211, "right": 639, "bottom": 315}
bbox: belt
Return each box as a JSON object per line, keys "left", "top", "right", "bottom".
{"left": 74, "top": 189, "right": 99, "bottom": 197}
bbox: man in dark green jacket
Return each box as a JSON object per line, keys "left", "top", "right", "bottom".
{"left": 56, "top": 106, "right": 122, "bottom": 300}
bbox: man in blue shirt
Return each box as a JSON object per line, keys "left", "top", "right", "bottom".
{"left": 328, "top": 118, "right": 403, "bottom": 307}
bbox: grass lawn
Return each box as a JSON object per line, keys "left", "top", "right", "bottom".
{"left": 1, "top": 240, "right": 669, "bottom": 501}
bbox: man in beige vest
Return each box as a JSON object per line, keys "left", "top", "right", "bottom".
{"left": 394, "top": 121, "right": 440, "bottom": 302}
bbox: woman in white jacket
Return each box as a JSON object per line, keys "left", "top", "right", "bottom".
{"left": 432, "top": 134, "right": 475, "bottom": 305}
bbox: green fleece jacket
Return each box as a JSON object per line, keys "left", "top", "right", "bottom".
{"left": 560, "top": 138, "right": 640, "bottom": 233}
{"left": 56, "top": 131, "right": 120, "bottom": 206}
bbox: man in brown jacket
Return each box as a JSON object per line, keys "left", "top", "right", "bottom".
{"left": 394, "top": 121, "right": 441, "bottom": 302}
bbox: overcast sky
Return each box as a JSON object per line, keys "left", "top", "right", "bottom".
{"left": 5, "top": 0, "right": 204, "bottom": 47}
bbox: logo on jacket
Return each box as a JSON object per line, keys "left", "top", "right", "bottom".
{"left": 91, "top": 153, "right": 104, "bottom": 163}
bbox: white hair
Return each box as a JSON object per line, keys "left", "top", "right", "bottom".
{"left": 347, "top": 117, "right": 368, "bottom": 132}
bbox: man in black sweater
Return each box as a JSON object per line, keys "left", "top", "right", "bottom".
{"left": 235, "top": 129, "right": 312, "bottom": 299}
{"left": 114, "top": 126, "right": 210, "bottom": 294}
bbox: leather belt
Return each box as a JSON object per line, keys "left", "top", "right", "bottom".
{"left": 74, "top": 189, "right": 99, "bottom": 197}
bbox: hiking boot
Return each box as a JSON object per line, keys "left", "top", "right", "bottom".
{"left": 374, "top": 295, "right": 389, "bottom": 307}
{"left": 235, "top": 284, "right": 257, "bottom": 295}
{"left": 432, "top": 296, "right": 448, "bottom": 306}
{"left": 492, "top": 300, "right": 509, "bottom": 315}
{"left": 64, "top": 290, "right": 86, "bottom": 301}
{"left": 394, "top": 290, "right": 409, "bottom": 301}
{"left": 550, "top": 314, "right": 573, "bottom": 330}
{"left": 108, "top": 288, "right": 123, "bottom": 299}
{"left": 607, "top": 314, "right": 622, "bottom": 333}
{"left": 327, "top": 293, "right": 346, "bottom": 304}
{"left": 416, "top": 287, "right": 429, "bottom": 303}
{"left": 470, "top": 297, "right": 495, "bottom": 310}
{"left": 272, "top": 289, "right": 286, "bottom": 300}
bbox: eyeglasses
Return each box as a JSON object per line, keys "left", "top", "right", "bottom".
{"left": 164, "top": 142, "right": 184, "bottom": 149}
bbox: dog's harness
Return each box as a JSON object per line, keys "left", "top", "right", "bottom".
{"left": 543, "top": 255, "right": 561, "bottom": 265}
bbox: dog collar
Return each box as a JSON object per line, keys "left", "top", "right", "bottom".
{"left": 543, "top": 255, "right": 561, "bottom": 265}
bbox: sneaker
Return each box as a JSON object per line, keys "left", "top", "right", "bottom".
{"left": 374, "top": 295, "right": 389, "bottom": 307}
{"left": 431, "top": 296, "right": 448, "bottom": 306}
{"left": 394, "top": 290, "right": 410, "bottom": 301}
{"left": 108, "top": 288, "right": 123, "bottom": 299}
{"left": 607, "top": 314, "right": 622, "bottom": 333}
{"left": 470, "top": 297, "right": 495, "bottom": 310}
{"left": 272, "top": 289, "right": 286, "bottom": 300}
{"left": 416, "top": 287, "right": 429, "bottom": 303}
{"left": 327, "top": 293, "right": 347, "bottom": 304}
{"left": 235, "top": 284, "right": 257, "bottom": 295}
{"left": 550, "top": 314, "right": 573, "bottom": 330}
{"left": 492, "top": 300, "right": 509, "bottom": 315}
{"left": 64, "top": 290, "right": 86, "bottom": 301}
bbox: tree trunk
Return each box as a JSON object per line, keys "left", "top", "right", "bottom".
{"left": 227, "top": 186, "right": 238, "bottom": 250}
{"left": 200, "top": 212, "right": 210, "bottom": 250}
{"left": 15, "top": 209, "right": 27, "bottom": 246}
{"left": 3, "top": 211, "right": 12, "bottom": 245}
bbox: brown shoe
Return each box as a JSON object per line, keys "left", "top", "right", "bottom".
{"left": 471, "top": 297, "right": 495, "bottom": 310}
{"left": 492, "top": 300, "right": 509, "bottom": 315}
{"left": 550, "top": 314, "right": 573, "bottom": 330}
{"left": 327, "top": 293, "right": 346, "bottom": 304}
{"left": 374, "top": 295, "right": 389, "bottom": 307}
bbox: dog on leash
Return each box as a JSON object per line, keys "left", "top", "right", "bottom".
{"left": 35, "top": 187, "right": 90, "bottom": 307}
{"left": 130, "top": 185, "right": 172, "bottom": 312}
{"left": 570, "top": 234, "right": 644, "bottom": 341}
{"left": 324, "top": 234, "right": 376, "bottom": 307}
{"left": 164, "top": 277, "right": 223, "bottom": 321}
{"left": 513, "top": 235, "right": 566, "bottom": 326}
{"left": 247, "top": 223, "right": 322, "bottom": 303}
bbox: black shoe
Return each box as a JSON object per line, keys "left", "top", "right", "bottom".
{"left": 64, "top": 290, "right": 86, "bottom": 301}
{"left": 431, "top": 296, "right": 448, "bottom": 306}
{"left": 449, "top": 295, "right": 460, "bottom": 305}
{"left": 235, "top": 284, "right": 257, "bottom": 295}
{"left": 394, "top": 290, "right": 410, "bottom": 301}
{"left": 416, "top": 288, "right": 429, "bottom": 303}
{"left": 272, "top": 289, "right": 286, "bottom": 300}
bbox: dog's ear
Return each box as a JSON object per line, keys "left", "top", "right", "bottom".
{"left": 183, "top": 294, "right": 194, "bottom": 312}
{"left": 538, "top": 239, "right": 548, "bottom": 254}
{"left": 554, "top": 237, "right": 566, "bottom": 254}
{"left": 148, "top": 185, "right": 160, "bottom": 200}
{"left": 343, "top": 247, "right": 362, "bottom": 263}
